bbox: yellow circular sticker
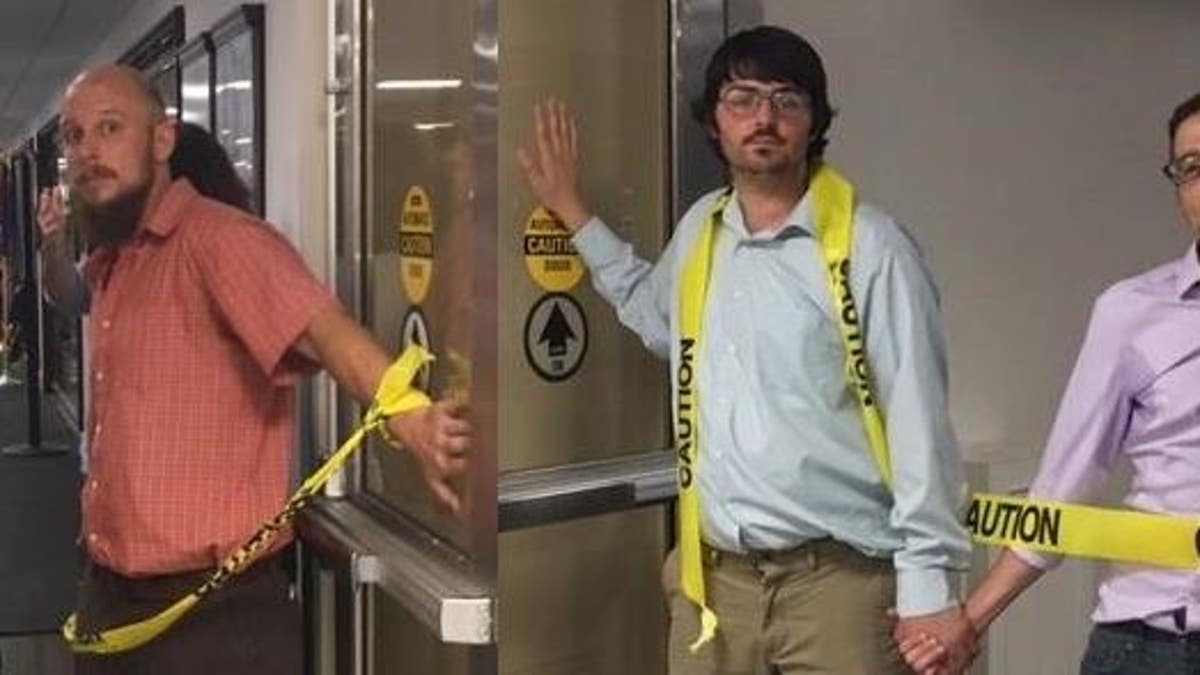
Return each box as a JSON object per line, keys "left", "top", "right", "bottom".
{"left": 523, "top": 206, "right": 584, "bottom": 292}
{"left": 398, "top": 186, "right": 434, "bottom": 304}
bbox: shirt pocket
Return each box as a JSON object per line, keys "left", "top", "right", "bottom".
{"left": 753, "top": 288, "right": 846, "bottom": 405}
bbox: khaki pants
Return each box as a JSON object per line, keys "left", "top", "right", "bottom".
{"left": 663, "top": 539, "right": 909, "bottom": 675}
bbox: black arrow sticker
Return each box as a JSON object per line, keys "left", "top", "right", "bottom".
{"left": 524, "top": 292, "right": 588, "bottom": 383}
{"left": 539, "top": 302, "right": 577, "bottom": 358}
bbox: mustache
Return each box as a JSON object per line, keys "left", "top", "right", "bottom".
{"left": 75, "top": 166, "right": 118, "bottom": 184}
{"left": 743, "top": 130, "right": 784, "bottom": 145}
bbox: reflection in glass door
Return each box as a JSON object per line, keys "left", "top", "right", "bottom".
{"left": 179, "top": 38, "right": 212, "bottom": 130}
{"left": 497, "top": 2, "right": 670, "bottom": 672}
{"left": 362, "top": 0, "right": 486, "bottom": 672}
{"left": 353, "top": 0, "right": 676, "bottom": 672}
{"left": 213, "top": 7, "right": 265, "bottom": 215}
{"left": 363, "top": 0, "right": 476, "bottom": 551}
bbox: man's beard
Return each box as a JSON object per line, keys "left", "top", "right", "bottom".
{"left": 68, "top": 176, "right": 153, "bottom": 250}
{"left": 729, "top": 129, "right": 797, "bottom": 176}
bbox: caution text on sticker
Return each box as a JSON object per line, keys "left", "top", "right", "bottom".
{"left": 523, "top": 233, "right": 578, "bottom": 256}
{"left": 522, "top": 206, "right": 585, "bottom": 292}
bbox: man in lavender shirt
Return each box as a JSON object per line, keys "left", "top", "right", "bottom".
{"left": 903, "top": 90, "right": 1200, "bottom": 675}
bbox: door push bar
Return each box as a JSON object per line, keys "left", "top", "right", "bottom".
{"left": 297, "top": 498, "right": 495, "bottom": 646}
{"left": 499, "top": 450, "right": 676, "bottom": 531}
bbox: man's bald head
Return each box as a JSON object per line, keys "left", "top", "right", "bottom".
{"left": 58, "top": 63, "right": 177, "bottom": 248}
{"left": 63, "top": 64, "right": 166, "bottom": 123}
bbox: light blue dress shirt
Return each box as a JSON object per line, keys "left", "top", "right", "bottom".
{"left": 573, "top": 186, "right": 971, "bottom": 616}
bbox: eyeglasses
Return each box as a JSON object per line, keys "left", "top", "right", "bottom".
{"left": 718, "top": 85, "right": 810, "bottom": 118}
{"left": 1163, "top": 152, "right": 1200, "bottom": 187}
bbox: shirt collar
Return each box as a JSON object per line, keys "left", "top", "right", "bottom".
{"left": 82, "top": 178, "right": 199, "bottom": 286}
{"left": 719, "top": 187, "right": 814, "bottom": 241}
{"left": 140, "top": 178, "right": 200, "bottom": 239}
{"left": 1175, "top": 241, "right": 1200, "bottom": 299}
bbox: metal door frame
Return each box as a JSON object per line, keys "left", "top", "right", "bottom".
{"left": 304, "top": 1, "right": 763, "bottom": 674}
{"left": 493, "top": 0, "right": 767, "bottom": 526}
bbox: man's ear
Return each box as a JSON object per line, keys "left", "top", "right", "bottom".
{"left": 152, "top": 118, "right": 177, "bottom": 164}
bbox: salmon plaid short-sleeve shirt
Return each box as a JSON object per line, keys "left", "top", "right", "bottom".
{"left": 81, "top": 179, "right": 338, "bottom": 576}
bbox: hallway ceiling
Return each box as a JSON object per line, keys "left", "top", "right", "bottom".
{"left": 0, "top": 0, "right": 139, "bottom": 151}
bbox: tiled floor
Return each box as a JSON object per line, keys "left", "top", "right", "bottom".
{"left": 0, "top": 377, "right": 80, "bottom": 675}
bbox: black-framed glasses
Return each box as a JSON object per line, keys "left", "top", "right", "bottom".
{"left": 1163, "top": 152, "right": 1200, "bottom": 187}
{"left": 718, "top": 85, "right": 810, "bottom": 118}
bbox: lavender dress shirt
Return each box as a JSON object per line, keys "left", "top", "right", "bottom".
{"left": 1019, "top": 243, "right": 1200, "bottom": 632}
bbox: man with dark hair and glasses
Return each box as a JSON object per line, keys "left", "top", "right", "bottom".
{"left": 1163, "top": 93, "right": 1200, "bottom": 189}
{"left": 903, "top": 91, "right": 1200, "bottom": 675}
{"left": 519, "top": 25, "right": 973, "bottom": 675}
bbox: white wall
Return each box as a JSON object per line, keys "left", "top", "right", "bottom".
{"left": 766, "top": 0, "right": 1196, "bottom": 454}
{"left": 764, "top": 2, "right": 1200, "bottom": 673}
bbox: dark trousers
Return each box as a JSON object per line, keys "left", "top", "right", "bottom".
{"left": 1080, "top": 621, "right": 1200, "bottom": 675}
{"left": 74, "top": 552, "right": 302, "bottom": 675}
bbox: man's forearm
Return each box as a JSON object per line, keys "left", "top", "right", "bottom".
{"left": 299, "top": 305, "right": 469, "bottom": 515}
{"left": 39, "top": 238, "right": 84, "bottom": 314}
{"left": 965, "top": 549, "right": 1045, "bottom": 631}
{"left": 301, "top": 306, "right": 390, "bottom": 406}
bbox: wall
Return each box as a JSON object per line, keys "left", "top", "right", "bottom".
{"left": 763, "top": 2, "right": 1200, "bottom": 673}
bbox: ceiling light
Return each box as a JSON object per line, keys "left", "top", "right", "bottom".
{"left": 375, "top": 79, "right": 462, "bottom": 91}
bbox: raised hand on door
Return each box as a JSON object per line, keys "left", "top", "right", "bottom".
{"left": 516, "top": 99, "right": 591, "bottom": 232}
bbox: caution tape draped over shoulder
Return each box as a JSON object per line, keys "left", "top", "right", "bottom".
{"left": 62, "top": 345, "right": 435, "bottom": 655}
{"left": 674, "top": 165, "right": 1200, "bottom": 655}
{"left": 675, "top": 166, "right": 874, "bottom": 653}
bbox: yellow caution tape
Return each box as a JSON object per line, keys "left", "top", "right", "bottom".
{"left": 63, "top": 344, "right": 435, "bottom": 655}
{"left": 810, "top": 168, "right": 892, "bottom": 485}
{"left": 803, "top": 171, "right": 1200, "bottom": 571}
{"left": 676, "top": 165, "right": 865, "bottom": 652}
{"left": 675, "top": 186, "right": 728, "bottom": 653}
{"left": 967, "top": 493, "right": 1200, "bottom": 569}
{"left": 675, "top": 165, "right": 1200, "bottom": 655}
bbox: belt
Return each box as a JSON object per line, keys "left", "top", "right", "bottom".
{"left": 85, "top": 545, "right": 292, "bottom": 600}
{"left": 700, "top": 537, "right": 884, "bottom": 568}
{"left": 1102, "top": 620, "right": 1200, "bottom": 645}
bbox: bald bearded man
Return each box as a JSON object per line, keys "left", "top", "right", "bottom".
{"left": 42, "top": 64, "right": 471, "bottom": 674}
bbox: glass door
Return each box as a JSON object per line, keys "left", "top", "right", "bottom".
{"left": 327, "top": 1, "right": 736, "bottom": 673}
{"left": 495, "top": 2, "right": 671, "bottom": 673}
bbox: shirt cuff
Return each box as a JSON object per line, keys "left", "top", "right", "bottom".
{"left": 1010, "top": 546, "right": 1060, "bottom": 571}
{"left": 895, "top": 568, "right": 965, "bottom": 617}
{"left": 572, "top": 217, "right": 625, "bottom": 268}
